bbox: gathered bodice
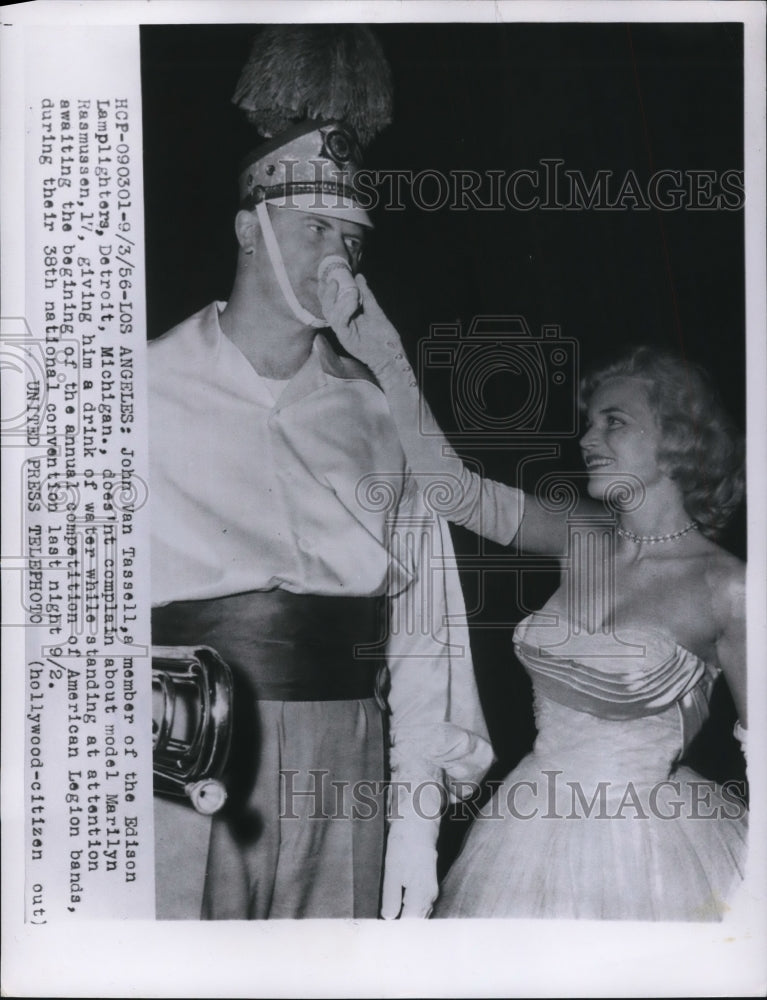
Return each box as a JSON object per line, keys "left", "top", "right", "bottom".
{"left": 513, "top": 613, "right": 720, "bottom": 785}
{"left": 436, "top": 612, "right": 745, "bottom": 921}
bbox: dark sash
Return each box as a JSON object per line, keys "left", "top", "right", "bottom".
{"left": 152, "top": 590, "right": 387, "bottom": 703}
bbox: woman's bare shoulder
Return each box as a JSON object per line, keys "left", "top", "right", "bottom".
{"left": 700, "top": 539, "right": 745, "bottom": 626}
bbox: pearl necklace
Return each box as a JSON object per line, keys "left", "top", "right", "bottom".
{"left": 616, "top": 520, "right": 698, "bottom": 544}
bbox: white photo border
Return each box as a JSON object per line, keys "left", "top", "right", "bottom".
{"left": 2, "top": 2, "right": 765, "bottom": 997}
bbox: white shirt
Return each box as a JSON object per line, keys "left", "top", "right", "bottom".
{"left": 148, "top": 302, "right": 494, "bottom": 791}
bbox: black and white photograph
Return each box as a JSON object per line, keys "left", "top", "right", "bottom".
{"left": 2, "top": 2, "right": 766, "bottom": 997}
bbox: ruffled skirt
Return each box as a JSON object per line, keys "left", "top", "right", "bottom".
{"left": 433, "top": 757, "right": 748, "bottom": 921}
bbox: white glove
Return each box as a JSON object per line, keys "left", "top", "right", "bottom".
{"left": 380, "top": 779, "right": 444, "bottom": 919}
{"left": 318, "top": 271, "right": 405, "bottom": 376}
{"left": 381, "top": 820, "right": 439, "bottom": 919}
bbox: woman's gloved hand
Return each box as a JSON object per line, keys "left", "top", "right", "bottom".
{"left": 318, "top": 265, "right": 405, "bottom": 376}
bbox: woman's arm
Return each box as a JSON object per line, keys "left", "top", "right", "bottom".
{"left": 320, "top": 274, "right": 588, "bottom": 554}
{"left": 711, "top": 557, "right": 747, "bottom": 727}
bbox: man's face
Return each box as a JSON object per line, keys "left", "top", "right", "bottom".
{"left": 263, "top": 207, "right": 366, "bottom": 317}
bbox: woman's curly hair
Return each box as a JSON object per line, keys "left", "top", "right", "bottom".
{"left": 580, "top": 346, "right": 745, "bottom": 539}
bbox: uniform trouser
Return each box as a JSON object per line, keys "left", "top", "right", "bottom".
{"left": 152, "top": 590, "right": 387, "bottom": 919}
{"left": 201, "top": 696, "right": 386, "bottom": 919}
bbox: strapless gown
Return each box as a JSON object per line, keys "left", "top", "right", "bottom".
{"left": 433, "top": 614, "right": 748, "bottom": 920}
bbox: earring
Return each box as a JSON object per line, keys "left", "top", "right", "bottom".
{"left": 244, "top": 246, "right": 255, "bottom": 256}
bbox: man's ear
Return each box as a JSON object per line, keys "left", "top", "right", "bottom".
{"left": 235, "top": 209, "right": 259, "bottom": 253}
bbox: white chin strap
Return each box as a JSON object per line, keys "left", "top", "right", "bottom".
{"left": 256, "top": 201, "right": 326, "bottom": 328}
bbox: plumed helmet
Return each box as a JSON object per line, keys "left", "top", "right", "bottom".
{"left": 237, "top": 117, "right": 373, "bottom": 227}
{"left": 232, "top": 25, "right": 393, "bottom": 228}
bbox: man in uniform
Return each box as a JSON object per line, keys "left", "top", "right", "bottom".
{"left": 149, "top": 119, "right": 493, "bottom": 919}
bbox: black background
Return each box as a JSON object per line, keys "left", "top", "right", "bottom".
{"left": 140, "top": 22, "right": 747, "bottom": 861}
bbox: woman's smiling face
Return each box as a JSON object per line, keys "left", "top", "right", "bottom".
{"left": 580, "top": 376, "right": 665, "bottom": 501}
